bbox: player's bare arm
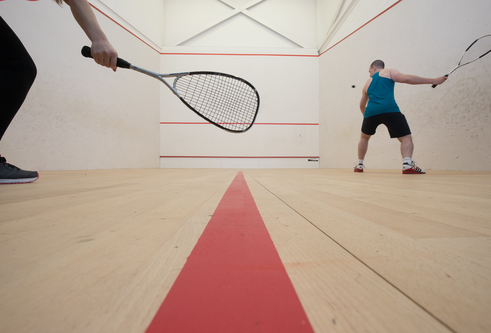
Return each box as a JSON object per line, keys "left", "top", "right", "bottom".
{"left": 63, "top": 0, "right": 118, "bottom": 71}
{"left": 359, "top": 78, "right": 371, "bottom": 115}
{"left": 387, "top": 68, "right": 447, "bottom": 86}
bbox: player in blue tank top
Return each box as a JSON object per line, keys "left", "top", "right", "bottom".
{"left": 364, "top": 71, "right": 400, "bottom": 118}
{"left": 355, "top": 60, "right": 447, "bottom": 174}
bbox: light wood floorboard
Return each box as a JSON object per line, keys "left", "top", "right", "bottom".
{"left": 0, "top": 169, "right": 236, "bottom": 333}
{"left": 246, "top": 169, "right": 491, "bottom": 333}
{"left": 1, "top": 168, "right": 489, "bottom": 333}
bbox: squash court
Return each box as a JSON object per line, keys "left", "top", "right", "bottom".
{"left": 1, "top": 0, "right": 491, "bottom": 332}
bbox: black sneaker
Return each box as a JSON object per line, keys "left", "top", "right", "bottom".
{"left": 0, "top": 156, "right": 39, "bottom": 184}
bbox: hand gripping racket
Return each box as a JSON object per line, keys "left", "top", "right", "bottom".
{"left": 82, "top": 46, "right": 259, "bottom": 133}
{"left": 432, "top": 34, "right": 491, "bottom": 88}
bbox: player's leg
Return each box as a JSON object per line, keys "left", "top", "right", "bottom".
{"left": 356, "top": 115, "right": 380, "bottom": 172}
{"left": 0, "top": 17, "right": 37, "bottom": 140}
{"left": 384, "top": 113, "right": 425, "bottom": 174}
{"left": 0, "top": 17, "right": 39, "bottom": 184}
{"left": 355, "top": 132, "right": 371, "bottom": 172}
{"left": 358, "top": 132, "right": 371, "bottom": 160}
{"left": 398, "top": 134, "right": 425, "bottom": 174}
{"left": 398, "top": 134, "right": 414, "bottom": 159}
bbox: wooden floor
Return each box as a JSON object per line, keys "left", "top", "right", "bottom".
{"left": 0, "top": 168, "right": 490, "bottom": 333}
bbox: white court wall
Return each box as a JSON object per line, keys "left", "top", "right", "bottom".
{"left": 6, "top": 1, "right": 489, "bottom": 171}
{"left": 160, "top": 0, "right": 320, "bottom": 169}
{"left": 319, "top": 0, "right": 491, "bottom": 171}
{"left": 95, "top": 0, "right": 165, "bottom": 46}
{"left": 159, "top": 54, "right": 319, "bottom": 168}
{"left": 0, "top": 0, "right": 160, "bottom": 170}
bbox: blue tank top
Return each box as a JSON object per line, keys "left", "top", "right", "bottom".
{"left": 364, "top": 72, "right": 400, "bottom": 118}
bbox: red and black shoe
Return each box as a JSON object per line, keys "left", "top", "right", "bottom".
{"left": 354, "top": 164, "right": 364, "bottom": 172}
{"left": 403, "top": 161, "right": 425, "bottom": 174}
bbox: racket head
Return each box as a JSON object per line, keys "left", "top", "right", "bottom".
{"left": 172, "top": 72, "right": 260, "bottom": 133}
{"left": 459, "top": 34, "right": 491, "bottom": 66}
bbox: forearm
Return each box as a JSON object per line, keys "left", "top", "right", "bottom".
{"left": 64, "top": 0, "right": 117, "bottom": 70}
{"left": 64, "top": 0, "right": 108, "bottom": 44}
{"left": 359, "top": 104, "right": 366, "bottom": 115}
{"left": 359, "top": 90, "right": 368, "bottom": 115}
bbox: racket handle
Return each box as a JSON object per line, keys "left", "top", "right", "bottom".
{"left": 81, "top": 46, "right": 131, "bottom": 69}
{"left": 432, "top": 74, "right": 448, "bottom": 88}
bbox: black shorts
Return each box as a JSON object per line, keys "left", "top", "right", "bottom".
{"left": 361, "top": 112, "right": 411, "bottom": 138}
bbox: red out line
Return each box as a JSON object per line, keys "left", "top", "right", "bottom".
{"left": 145, "top": 172, "right": 314, "bottom": 333}
{"left": 160, "top": 156, "right": 320, "bottom": 159}
{"left": 160, "top": 122, "right": 208, "bottom": 125}
{"left": 319, "top": 0, "right": 403, "bottom": 56}
{"left": 161, "top": 52, "right": 319, "bottom": 58}
{"left": 160, "top": 122, "right": 319, "bottom": 126}
{"left": 256, "top": 122, "right": 319, "bottom": 126}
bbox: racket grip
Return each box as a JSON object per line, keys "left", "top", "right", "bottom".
{"left": 81, "top": 46, "right": 131, "bottom": 69}
{"left": 431, "top": 74, "right": 448, "bottom": 88}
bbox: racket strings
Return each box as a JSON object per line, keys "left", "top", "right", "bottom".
{"left": 175, "top": 74, "right": 258, "bottom": 132}
{"left": 460, "top": 35, "right": 491, "bottom": 65}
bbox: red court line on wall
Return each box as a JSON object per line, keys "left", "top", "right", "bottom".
{"left": 89, "top": 3, "right": 316, "bottom": 58}
{"left": 91, "top": 1, "right": 402, "bottom": 58}
{"left": 146, "top": 172, "right": 314, "bottom": 333}
{"left": 319, "top": 0, "right": 403, "bottom": 56}
{"left": 89, "top": 4, "right": 316, "bottom": 58}
{"left": 160, "top": 122, "right": 319, "bottom": 126}
{"left": 89, "top": 3, "right": 160, "bottom": 54}
{"left": 161, "top": 52, "right": 319, "bottom": 57}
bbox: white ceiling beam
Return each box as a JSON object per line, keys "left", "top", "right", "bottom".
{"left": 168, "top": 0, "right": 265, "bottom": 46}
{"left": 321, "top": 0, "right": 347, "bottom": 46}
{"left": 219, "top": 0, "right": 311, "bottom": 48}
{"left": 318, "top": 0, "right": 359, "bottom": 53}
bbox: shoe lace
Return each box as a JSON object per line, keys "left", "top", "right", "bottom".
{"left": 403, "top": 161, "right": 415, "bottom": 168}
{"left": 0, "top": 157, "right": 21, "bottom": 171}
{"left": 403, "top": 161, "right": 425, "bottom": 172}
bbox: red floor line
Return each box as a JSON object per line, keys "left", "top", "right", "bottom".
{"left": 145, "top": 171, "right": 314, "bottom": 333}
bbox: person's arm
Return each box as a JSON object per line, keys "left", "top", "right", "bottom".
{"left": 359, "top": 79, "right": 370, "bottom": 115}
{"left": 388, "top": 68, "right": 447, "bottom": 86}
{"left": 63, "top": 0, "right": 118, "bottom": 71}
